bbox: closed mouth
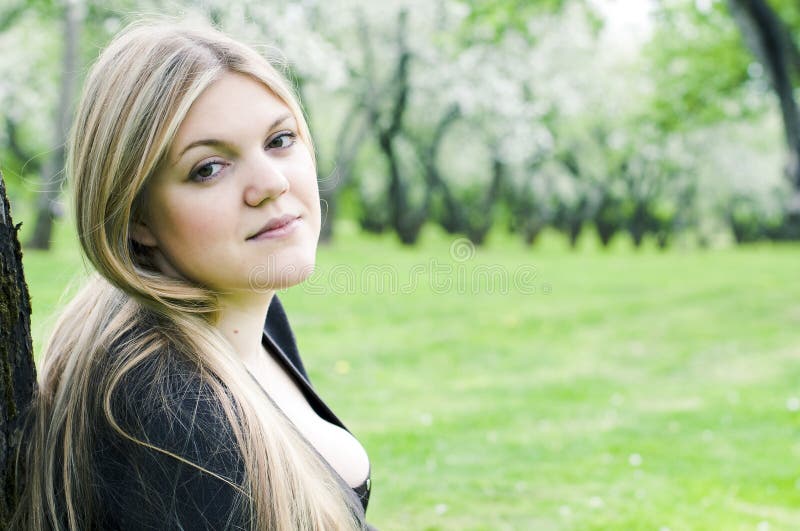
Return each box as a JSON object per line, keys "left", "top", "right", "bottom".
{"left": 247, "top": 214, "right": 300, "bottom": 240}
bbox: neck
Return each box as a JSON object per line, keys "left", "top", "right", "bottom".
{"left": 215, "top": 289, "right": 276, "bottom": 364}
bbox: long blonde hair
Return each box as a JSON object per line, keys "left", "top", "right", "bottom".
{"left": 11, "top": 20, "right": 364, "bottom": 530}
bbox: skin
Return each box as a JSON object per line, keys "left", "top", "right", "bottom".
{"left": 132, "top": 71, "right": 321, "bottom": 364}
{"left": 131, "top": 71, "right": 370, "bottom": 488}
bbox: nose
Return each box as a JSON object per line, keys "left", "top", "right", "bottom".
{"left": 243, "top": 153, "right": 289, "bottom": 207}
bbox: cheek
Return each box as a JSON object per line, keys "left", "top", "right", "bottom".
{"left": 304, "top": 179, "right": 322, "bottom": 233}
{"left": 293, "top": 143, "right": 317, "bottom": 187}
{"left": 288, "top": 148, "right": 322, "bottom": 229}
{"left": 181, "top": 214, "right": 219, "bottom": 244}
{"left": 156, "top": 196, "right": 230, "bottom": 250}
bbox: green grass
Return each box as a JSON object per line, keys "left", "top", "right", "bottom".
{"left": 18, "top": 217, "right": 800, "bottom": 530}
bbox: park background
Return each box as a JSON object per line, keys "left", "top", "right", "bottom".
{"left": 2, "top": 0, "right": 800, "bottom": 529}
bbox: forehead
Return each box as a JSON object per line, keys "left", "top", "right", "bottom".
{"left": 170, "top": 72, "right": 293, "bottom": 151}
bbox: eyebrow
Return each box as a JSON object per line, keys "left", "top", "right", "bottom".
{"left": 174, "top": 113, "right": 294, "bottom": 162}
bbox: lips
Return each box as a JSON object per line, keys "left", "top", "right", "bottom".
{"left": 247, "top": 214, "right": 300, "bottom": 240}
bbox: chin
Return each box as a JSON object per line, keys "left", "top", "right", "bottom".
{"left": 246, "top": 253, "right": 316, "bottom": 292}
{"left": 274, "top": 263, "right": 316, "bottom": 290}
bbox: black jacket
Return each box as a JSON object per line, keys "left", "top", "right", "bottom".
{"left": 91, "top": 295, "right": 373, "bottom": 530}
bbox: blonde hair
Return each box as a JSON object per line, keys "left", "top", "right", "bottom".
{"left": 11, "top": 20, "right": 364, "bottom": 530}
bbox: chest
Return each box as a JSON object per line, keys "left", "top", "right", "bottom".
{"left": 245, "top": 347, "right": 370, "bottom": 489}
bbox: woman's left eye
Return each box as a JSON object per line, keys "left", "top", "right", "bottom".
{"left": 267, "top": 131, "right": 297, "bottom": 150}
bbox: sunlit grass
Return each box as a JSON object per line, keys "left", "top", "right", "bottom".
{"left": 19, "top": 217, "right": 800, "bottom": 530}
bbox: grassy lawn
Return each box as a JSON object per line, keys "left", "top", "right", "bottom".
{"left": 18, "top": 217, "right": 800, "bottom": 530}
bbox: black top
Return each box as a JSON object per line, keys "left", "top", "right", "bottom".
{"left": 91, "top": 295, "right": 373, "bottom": 530}
{"left": 261, "top": 295, "right": 372, "bottom": 510}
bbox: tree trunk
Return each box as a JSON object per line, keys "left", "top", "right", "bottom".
{"left": 360, "top": 10, "right": 429, "bottom": 245}
{"left": 318, "top": 104, "right": 371, "bottom": 244}
{"left": 379, "top": 12, "right": 418, "bottom": 244}
{"left": 0, "top": 169, "right": 38, "bottom": 528}
{"left": 568, "top": 220, "right": 583, "bottom": 248}
{"left": 727, "top": 0, "right": 800, "bottom": 190}
{"left": 414, "top": 104, "right": 463, "bottom": 234}
{"left": 629, "top": 203, "right": 648, "bottom": 248}
{"left": 466, "top": 150, "right": 506, "bottom": 245}
{"left": 318, "top": 190, "right": 338, "bottom": 243}
{"left": 596, "top": 220, "right": 617, "bottom": 248}
{"left": 523, "top": 220, "right": 544, "bottom": 246}
{"left": 29, "top": 0, "right": 82, "bottom": 249}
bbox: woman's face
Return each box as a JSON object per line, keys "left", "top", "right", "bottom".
{"left": 132, "top": 71, "right": 321, "bottom": 294}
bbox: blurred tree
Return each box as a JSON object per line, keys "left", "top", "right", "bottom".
{"left": 504, "top": 153, "right": 552, "bottom": 246}
{"left": 459, "top": 0, "right": 591, "bottom": 42}
{"left": 28, "top": 0, "right": 83, "bottom": 249}
{"left": 406, "top": 2, "right": 561, "bottom": 246}
{"left": 726, "top": 0, "right": 800, "bottom": 189}
{"left": 0, "top": 2, "right": 61, "bottom": 210}
{"left": 648, "top": 0, "right": 799, "bottom": 239}
{"left": 726, "top": 0, "right": 800, "bottom": 237}
{"left": 360, "top": 10, "right": 428, "bottom": 244}
{"left": 0, "top": 0, "right": 55, "bottom": 32}
{"left": 5, "top": 0, "right": 791, "bottom": 249}
{"left": 408, "top": 104, "right": 462, "bottom": 233}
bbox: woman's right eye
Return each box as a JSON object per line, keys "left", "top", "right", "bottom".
{"left": 190, "top": 160, "right": 226, "bottom": 182}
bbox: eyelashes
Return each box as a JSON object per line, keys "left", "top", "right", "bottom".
{"left": 268, "top": 131, "right": 297, "bottom": 149}
{"left": 191, "top": 160, "right": 228, "bottom": 182}
{"left": 188, "top": 130, "right": 298, "bottom": 183}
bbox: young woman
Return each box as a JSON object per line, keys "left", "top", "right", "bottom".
{"left": 11, "top": 20, "right": 374, "bottom": 530}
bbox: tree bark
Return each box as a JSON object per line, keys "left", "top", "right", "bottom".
{"left": 0, "top": 169, "right": 38, "bottom": 528}
{"left": 29, "top": 0, "right": 82, "bottom": 249}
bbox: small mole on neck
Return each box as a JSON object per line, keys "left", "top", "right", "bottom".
{"left": 233, "top": 329, "right": 239, "bottom": 334}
